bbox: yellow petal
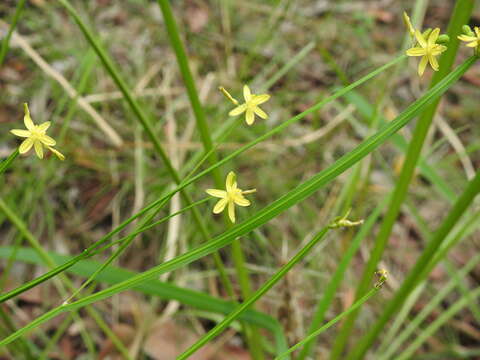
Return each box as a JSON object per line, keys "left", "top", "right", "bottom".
{"left": 428, "top": 28, "right": 440, "bottom": 47}
{"left": 475, "top": 27, "right": 480, "bottom": 37}
{"left": 39, "top": 134, "right": 56, "bottom": 146}
{"left": 23, "top": 103, "right": 35, "bottom": 131}
{"left": 428, "top": 53, "right": 439, "bottom": 71}
{"left": 37, "top": 121, "right": 51, "bottom": 132}
{"left": 229, "top": 104, "right": 247, "bottom": 116}
{"left": 414, "top": 30, "right": 426, "bottom": 48}
{"left": 225, "top": 171, "right": 236, "bottom": 192}
{"left": 406, "top": 47, "right": 426, "bottom": 56}
{"left": 206, "top": 189, "right": 227, "bottom": 198}
{"left": 228, "top": 201, "right": 235, "bottom": 223}
{"left": 251, "top": 94, "right": 270, "bottom": 105}
{"left": 431, "top": 45, "right": 447, "bottom": 55}
{"left": 253, "top": 106, "right": 268, "bottom": 119}
{"left": 34, "top": 140, "right": 44, "bottom": 159}
{"left": 403, "top": 12, "right": 415, "bottom": 36}
{"left": 48, "top": 146, "right": 65, "bottom": 161}
{"left": 418, "top": 56, "right": 429, "bottom": 76}
{"left": 243, "top": 85, "right": 252, "bottom": 102}
{"left": 10, "top": 129, "right": 31, "bottom": 138}
{"left": 234, "top": 195, "right": 250, "bottom": 207}
{"left": 213, "top": 198, "right": 227, "bottom": 214}
{"left": 245, "top": 109, "right": 255, "bottom": 125}
{"left": 466, "top": 41, "right": 479, "bottom": 48}
{"left": 458, "top": 35, "right": 477, "bottom": 42}
{"left": 19, "top": 137, "right": 33, "bottom": 154}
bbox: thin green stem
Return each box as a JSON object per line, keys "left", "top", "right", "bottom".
{"left": 277, "top": 288, "right": 381, "bottom": 360}
{"left": 348, "top": 168, "right": 480, "bottom": 359}
{"left": 0, "top": 198, "right": 131, "bottom": 359}
{"left": 0, "top": 0, "right": 27, "bottom": 67}
{"left": 157, "top": 2, "right": 262, "bottom": 356}
{"left": 177, "top": 226, "right": 330, "bottom": 360}
{"left": 56, "top": 0, "right": 237, "bottom": 304}
{"left": 331, "top": 3, "right": 475, "bottom": 357}
{"left": 0, "top": 150, "right": 19, "bottom": 176}
{"left": 297, "top": 193, "right": 391, "bottom": 359}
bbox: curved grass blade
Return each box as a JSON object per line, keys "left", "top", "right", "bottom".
{"left": 276, "top": 288, "right": 381, "bottom": 360}
{"left": 0, "top": 150, "right": 19, "bottom": 176}
{"left": 0, "top": 54, "right": 405, "bottom": 304}
{"left": 0, "top": 0, "right": 27, "bottom": 66}
{"left": 177, "top": 226, "right": 330, "bottom": 359}
{"left": 0, "top": 246, "right": 287, "bottom": 354}
{"left": 348, "top": 168, "right": 480, "bottom": 359}
{"left": 0, "top": 56, "right": 475, "bottom": 347}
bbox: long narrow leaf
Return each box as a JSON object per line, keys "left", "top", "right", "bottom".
{"left": 0, "top": 57, "right": 475, "bottom": 347}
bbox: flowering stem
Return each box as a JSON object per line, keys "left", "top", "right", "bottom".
{"left": 156, "top": 3, "right": 264, "bottom": 355}
{"left": 177, "top": 226, "right": 331, "bottom": 360}
{"left": 0, "top": 149, "right": 19, "bottom": 176}
{"left": 277, "top": 288, "right": 381, "bottom": 360}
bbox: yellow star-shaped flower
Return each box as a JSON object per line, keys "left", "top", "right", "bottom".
{"left": 205, "top": 171, "right": 256, "bottom": 223}
{"left": 10, "top": 103, "right": 65, "bottom": 160}
{"left": 458, "top": 26, "right": 480, "bottom": 51}
{"left": 406, "top": 28, "right": 447, "bottom": 76}
{"left": 228, "top": 85, "right": 270, "bottom": 126}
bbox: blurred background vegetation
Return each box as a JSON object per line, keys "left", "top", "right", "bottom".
{"left": 0, "top": 0, "right": 479, "bottom": 359}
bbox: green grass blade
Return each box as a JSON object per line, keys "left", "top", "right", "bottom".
{"left": 0, "top": 150, "right": 19, "bottom": 176}
{"left": 156, "top": 3, "right": 264, "bottom": 354}
{"left": 177, "top": 226, "right": 330, "bottom": 360}
{"left": 0, "top": 56, "right": 474, "bottom": 347}
{"left": 348, "top": 168, "right": 480, "bottom": 359}
{"left": 0, "top": 246, "right": 288, "bottom": 354}
{"left": 0, "top": 0, "right": 27, "bottom": 66}
{"left": 276, "top": 288, "right": 382, "bottom": 360}
{"left": 396, "top": 286, "right": 480, "bottom": 360}
{"left": 379, "top": 253, "right": 480, "bottom": 360}
{"left": 297, "top": 193, "right": 392, "bottom": 359}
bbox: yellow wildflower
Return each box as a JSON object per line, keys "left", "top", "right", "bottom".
{"left": 406, "top": 28, "right": 447, "bottom": 76}
{"left": 228, "top": 85, "right": 270, "bottom": 126}
{"left": 458, "top": 26, "right": 480, "bottom": 52}
{"left": 10, "top": 103, "right": 65, "bottom": 160}
{"left": 205, "top": 171, "right": 256, "bottom": 223}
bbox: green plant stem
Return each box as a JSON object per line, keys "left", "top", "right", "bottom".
{"left": 396, "top": 286, "right": 480, "bottom": 360}
{"left": 297, "top": 193, "right": 391, "bottom": 359}
{"left": 0, "top": 198, "right": 130, "bottom": 359}
{"left": 157, "top": 2, "right": 262, "bottom": 356}
{"left": 331, "top": 3, "right": 475, "bottom": 357}
{"left": 379, "top": 253, "right": 480, "bottom": 360}
{"left": 0, "top": 0, "right": 27, "bottom": 67}
{"left": 0, "top": 245, "right": 289, "bottom": 355}
{"left": 276, "top": 288, "right": 381, "bottom": 360}
{"left": 0, "top": 56, "right": 474, "bottom": 347}
{"left": 348, "top": 168, "right": 480, "bottom": 359}
{"left": 0, "top": 150, "right": 19, "bottom": 176}
{"left": 56, "top": 0, "right": 235, "bottom": 297}
{"left": 177, "top": 226, "right": 331, "bottom": 360}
